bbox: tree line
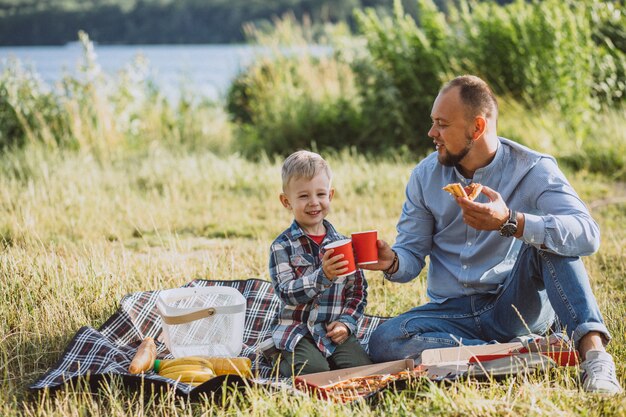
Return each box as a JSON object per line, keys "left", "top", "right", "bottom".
{"left": 0, "top": 0, "right": 513, "bottom": 45}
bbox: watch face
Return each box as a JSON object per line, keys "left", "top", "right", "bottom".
{"left": 500, "top": 223, "right": 517, "bottom": 237}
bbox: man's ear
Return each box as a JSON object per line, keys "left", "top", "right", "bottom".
{"left": 279, "top": 193, "right": 291, "bottom": 209}
{"left": 472, "top": 116, "right": 487, "bottom": 140}
{"left": 329, "top": 188, "right": 335, "bottom": 202}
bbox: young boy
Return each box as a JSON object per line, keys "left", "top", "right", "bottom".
{"left": 269, "top": 150, "right": 373, "bottom": 377}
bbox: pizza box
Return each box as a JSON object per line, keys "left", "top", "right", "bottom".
{"left": 294, "top": 359, "right": 416, "bottom": 402}
{"left": 421, "top": 340, "right": 578, "bottom": 380}
{"left": 421, "top": 342, "right": 524, "bottom": 365}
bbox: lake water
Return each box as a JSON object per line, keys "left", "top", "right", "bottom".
{"left": 0, "top": 43, "right": 329, "bottom": 102}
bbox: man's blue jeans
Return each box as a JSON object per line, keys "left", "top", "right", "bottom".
{"left": 368, "top": 244, "right": 610, "bottom": 363}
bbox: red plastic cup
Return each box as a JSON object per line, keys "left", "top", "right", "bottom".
{"left": 324, "top": 239, "right": 357, "bottom": 277}
{"left": 351, "top": 230, "right": 378, "bottom": 265}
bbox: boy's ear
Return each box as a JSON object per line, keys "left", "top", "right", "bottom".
{"left": 329, "top": 188, "right": 335, "bottom": 201}
{"left": 279, "top": 193, "right": 291, "bottom": 209}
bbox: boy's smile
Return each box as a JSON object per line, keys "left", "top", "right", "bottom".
{"left": 280, "top": 173, "right": 335, "bottom": 235}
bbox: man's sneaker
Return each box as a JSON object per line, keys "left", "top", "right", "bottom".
{"left": 580, "top": 350, "right": 623, "bottom": 394}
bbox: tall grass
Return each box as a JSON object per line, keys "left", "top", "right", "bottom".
{"left": 0, "top": 144, "right": 625, "bottom": 416}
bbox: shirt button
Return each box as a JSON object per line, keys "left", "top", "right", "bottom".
{"left": 467, "top": 242, "right": 472, "bottom": 246}
{"left": 462, "top": 265, "right": 468, "bottom": 270}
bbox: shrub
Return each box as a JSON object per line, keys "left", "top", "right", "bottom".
{"left": 228, "top": 53, "right": 364, "bottom": 157}
{"left": 0, "top": 60, "right": 66, "bottom": 149}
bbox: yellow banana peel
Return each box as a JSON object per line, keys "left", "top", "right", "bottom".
{"left": 157, "top": 357, "right": 213, "bottom": 372}
{"left": 159, "top": 367, "right": 216, "bottom": 383}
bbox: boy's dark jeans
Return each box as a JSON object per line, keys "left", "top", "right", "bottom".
{"left": 278, "top": 333, "right": 372, "bottom": 377}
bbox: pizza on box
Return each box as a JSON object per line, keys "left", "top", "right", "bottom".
{"left": 319, "top": 369, "right": 423, "bottom": 402}
{"left": 442, "top": 182, "right": 483, "bottom": 201}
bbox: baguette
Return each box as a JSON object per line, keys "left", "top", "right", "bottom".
{"left": 128, "top": 337, "right": 157, "bottom": 374}
{"left": 442, "top": 182, "right": 483, "bottom": 201}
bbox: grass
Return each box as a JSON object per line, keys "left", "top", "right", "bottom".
{"left": 1, "top": 143, "right": 625, "bottom": 416}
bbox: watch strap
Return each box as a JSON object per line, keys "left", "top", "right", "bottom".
{"left": 499, "top": 209, "right": 518, "bottom": 237}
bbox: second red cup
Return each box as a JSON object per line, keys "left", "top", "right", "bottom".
{"left": 324, "top": 239, "right": 357, "bottom": 277}
{"left": 351, "top": 230, "right": 378, "bottom": 265}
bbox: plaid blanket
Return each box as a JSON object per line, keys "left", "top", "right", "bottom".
{"left": 30, "top": 279, "right": 388, "bottom": 396}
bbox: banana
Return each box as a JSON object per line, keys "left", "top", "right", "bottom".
{"left": 159, "top": 368, "right": 216, "bottom": 384}
{"left": 155, "top": 356, "right": 250, "bottom": 385}
{"left": 157, "top": 356, "right": 213, "bottom": 372}
{"left": 158, "top": 363, "right": 212, "bottom": 376}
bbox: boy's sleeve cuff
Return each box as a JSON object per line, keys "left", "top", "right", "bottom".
{"left": 317, "top": 269, "right": 334, "bottom": 287}
{"left": 337, "top": 316, "right": 357, "bottom": 335}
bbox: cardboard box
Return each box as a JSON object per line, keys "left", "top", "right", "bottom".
{"left": 421, "top": 342, "right": 524, "bottom": 365}
{"left": 420, "top": 341, "right": 578, "bottom": 380}
{"left": 294, "top": 359, "right": 416, "bottom": 402}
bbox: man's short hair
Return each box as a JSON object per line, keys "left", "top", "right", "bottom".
{"left": 442, "top": 75, "right": 498, "bottom": 120}
{"left": 281, "top": 150, "right": 332, "bottom": 191}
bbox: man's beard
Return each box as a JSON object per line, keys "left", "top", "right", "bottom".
{"left": 438, "top": 134, "right": 473, "bottom": 167}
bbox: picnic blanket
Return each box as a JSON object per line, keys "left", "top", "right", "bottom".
{"left": 30, "top": 278, "right": 388, "bottom": 396}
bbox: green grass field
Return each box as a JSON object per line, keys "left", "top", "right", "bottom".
{"left": 1, "top": 143, "right": 625, "bottom": 416}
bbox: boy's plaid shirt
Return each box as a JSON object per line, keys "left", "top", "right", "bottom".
{"left": 269, "top": 219, "right": 368, "bottom": 357}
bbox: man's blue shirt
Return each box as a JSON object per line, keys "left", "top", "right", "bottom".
{"left": 389, "top": 137, "right": 600, "bottom": 303}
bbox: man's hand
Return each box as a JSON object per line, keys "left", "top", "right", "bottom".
{"left": 358, "top": 239, "right": 395, "bottom": 271}
{"left": 456, "top": 185, "right": 509, "bottom": 231}
{"left": 326, "top": 321, "right": 349, "bottom": 344}
{"left": 321, "top": 249, "right": 349, "bottom": 280}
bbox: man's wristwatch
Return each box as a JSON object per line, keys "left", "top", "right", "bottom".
{"left": 499, "top": 209, "right": 518, "bottom": 237}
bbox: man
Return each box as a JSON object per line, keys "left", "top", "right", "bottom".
{"left": 364, "top": 75, "right": 622, "bottom": 394}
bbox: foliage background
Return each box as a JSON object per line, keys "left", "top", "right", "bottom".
{"left": 228, "top": 0, "right": 625, "bottom": 177}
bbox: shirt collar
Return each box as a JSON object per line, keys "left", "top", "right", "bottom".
{"left": 288, "top": 219, "right": 341, "bottom": 242}
{"left": 453, "top": 137, "right": 505, "bottom": 183}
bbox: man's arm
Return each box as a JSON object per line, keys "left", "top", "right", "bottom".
{"left": 457, "top": 160, "right": 599, "bottom": 256}
{"left": 361, "top": 169, "right": 434, "bottom": 282}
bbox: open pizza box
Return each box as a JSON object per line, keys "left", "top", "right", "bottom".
{"left": 421, "top": 340, "right": 578, "bottom": 380}
{"left": 421, "top": 342, "right": 523, "bottom": 379}
{"left": 294, "top": 359, "right": 417, "bottom": 402}
{"left": 421, "top": 342, "right": 524, "bottom": 365}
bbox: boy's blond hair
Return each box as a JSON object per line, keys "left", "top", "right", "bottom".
{"left": 281, "top": 150, "right": 332, "bottom": 191}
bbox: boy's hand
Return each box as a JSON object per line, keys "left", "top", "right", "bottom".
{"left": 326, "top": 321, "right": 349, "bottom": 344}
{"left": 321, "top": 249, "right": 349, "bottom": 280}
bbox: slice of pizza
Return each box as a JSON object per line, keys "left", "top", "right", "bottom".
{"left": 443, "top": 182, "right": 483, "bottom": 201}
{"left": 442, "top": 183, "right": 467, "bottom": 198}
